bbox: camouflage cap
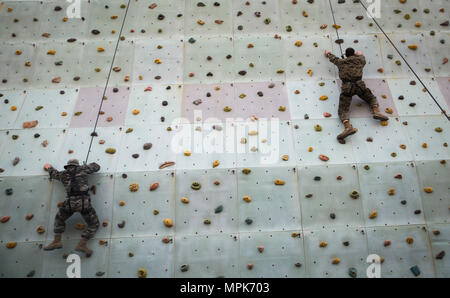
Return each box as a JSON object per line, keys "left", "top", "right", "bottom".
{"left": 64, "top": 159, "right": 80, "bottom": 169}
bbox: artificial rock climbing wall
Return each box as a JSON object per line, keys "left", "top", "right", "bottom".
{"left": 0, "top": 0, "right": 449, "bottom": 278}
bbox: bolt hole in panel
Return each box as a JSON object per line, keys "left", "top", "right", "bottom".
{"left": 425, "top": 32, "right": 450, "bottom": 77}
{"left": 237, "top": 166, "right": 301, "bottom": 233}
{"left": 357, "top": 162, "right": 425, "bottom": 227}
{"left": 186, "top": 0, "right": 233, "bottom": 37}
{"left": 236, "top": 120, "right": 295, "bottom": 168}
{"left": 0, "top": 176, "right": 52, "bottom": 242}
{"left": 332, "top": 0, "right": 378, "bottom": 35}
{"left": 239, "top": 231, "right": 306, "bottom": 278}
{"left": 116, "top": 124, "right": 177, "bottom": 173}
{"left": 401, "top": 116, "right": 450, "bottom": 162}
{"left": 176, "top": 122, "right": 237, "bottom": 169}
{"left": 125, "top": 83, "right": 183, "bottom": 126}
{"left": 232, "top": 0, "right": 281, "bottom": 36}
{"left": 292, "top": 119, "right": 357, "bottom": 166}
{"left": 350, "top": 117, "right": 414, "bottom": 164}
{"left": 175, "top": 168, "right": 238, "bottom": 235}
{"left": 287, "top": 80, "right": 340, "bottom": 120}
{"left": 108, "top": 236, "right": 175, "bottom": 278}
{"left": 123, "top": 0, "right": 185, "bottom": 40}
{"left": 41, "top": 237, "right": 110, "bottom": 278}
{"left": 56, "top": 127, "right": 123, "bottom": 174}
{"left": 0, "top": 241, "right": 44, "bottom": 278}
{"left": 378, "top": 34, "right": 434, "bottom": 79}
{"left": 184, "top": 35, "right": 235, "bottom": 84}
{"left": 298, "top": 164, "right": 365, "bottom": 230}
{"left": 279, "top": 0, "right": 332, "bottom": 36}
{"left": 111, "top": 171, "right": 176, "bottom": 238}
{"left": 15, "top": 88, "right": 79, "bottom": 129}
{"left": 0, "top": 90, "right": 27, "bottom": 129}
{"left": 233, "top": 35, "right": 286, "bottom": 83}
{"left": 285, "top": 36, "right": 336, "bottom": 80}
{"left": 0, "top": 128, "right": 67, "bottom": 177}
{"left": 175, "top": 233, "right": 239, "bottom": 278}
{"left": 387, "top": 78, "right": 448, "bottom": 117}
{"left": 366, "top": 225, "right": 435, "bottom": 278}
{"left": 427, "top": 223, "right": 450, "bottom": 278}
{"left": 133, "top": 38, "right": 184, "bottom": 85}
{"left": 415, "top": 160, "right": 450, "bottom": 224}
{"left": 303, "top": 227, "right": 369, "bottom": 278}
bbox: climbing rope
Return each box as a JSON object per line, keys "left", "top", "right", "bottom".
{"left": 328, "top": 0, "right": 344, "bottom": 58}
{"left": 358, "top": 0, "right": 450, "bottom": 121}
{"left": 84, "top": 0, "right": 132, "bottom": 164}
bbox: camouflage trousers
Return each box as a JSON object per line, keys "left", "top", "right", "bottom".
{"left": 339, "top": 80, "right": 379, "bottom": 121}
{"left": 53, "top": 196, "right": 99, "bottom": 239}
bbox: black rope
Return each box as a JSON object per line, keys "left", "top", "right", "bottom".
{"left": 328, "top": 0, "right": 344, "bottom": 58}
{"left": 359, "top": 0, "right": 450, "bottom": 121}
{"left": 84, "top": 0, "right": 132, "bottom": 164}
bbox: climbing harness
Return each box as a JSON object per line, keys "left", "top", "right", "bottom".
{"left": 84, "top": 0, "right": 132, "bottom": 163}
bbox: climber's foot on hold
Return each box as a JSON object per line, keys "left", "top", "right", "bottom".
{"left": 75, "top": 237, "right": 93, "bottom": 257}
{"left": 337, "top": 121, "right": 357, "bottom": 144}
{"left": 43, "top": 234, "right": 63, "bottom": 251}
{"left": 372, "top": 106, "right": 389, "bottom": 121}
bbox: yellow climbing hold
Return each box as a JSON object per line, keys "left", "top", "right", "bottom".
{"left": 274, "top": 179, "right": 285, "bottom": 185}
{"left": 212, "top": 160, "right": 220, "bottom": 168}
{"left": 369, "top": 210, "right": 378, "bottom": 219}
{"left": 243, "top": 196, "right": 252, "bottom": 203}
{"left": 181, "top": 197, "right": 190, "bottom": 204}
{"left": 319, "top": 95, "right": 328, "bottom": 101}
{"left": 129, "top": 183, "right": 139, "bottom": 192}
{"left": 164, "top": 218, "right": 173, "bottom": 227}
{"left": 137, "top": 268, "right": 147, "bottom": 278}
{"left": 424, "top": 187, "right": 433, "bottom": 194}
{"left": 408, "top": 45, "right": 418, "bottom": 50}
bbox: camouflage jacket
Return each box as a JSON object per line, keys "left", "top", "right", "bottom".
{"left": 327, "top": 53, "right": 366, "bottom": 81}
{"left": 48, "top": 163, "right": 100, "bottom": 196}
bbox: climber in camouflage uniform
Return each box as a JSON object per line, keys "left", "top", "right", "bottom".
{"left": 43, "top": 159, "right": 100, "bottom": 257}
{"left": 325, "top": 48, "right": 389, "bottom": 144}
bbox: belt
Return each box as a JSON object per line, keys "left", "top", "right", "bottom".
{"left": 342, "top": 77, "right": 362, "bottom": 84}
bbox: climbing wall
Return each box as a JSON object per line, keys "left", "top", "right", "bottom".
{"left": 0, "top": 0, "right": 449, "bottom": 278}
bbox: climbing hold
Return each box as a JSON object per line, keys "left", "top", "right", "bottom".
{"left": 137, "top": 268, "right": 147, "bottom": 278}
{"left": 350, "top": 191, "right": 360, "bottom": 199}
{"left": 424, "top": 187, "right": 433, "bottom": 194}
{"left": 242, "top": 168, "right": 251, "bottom": 175}
{"left": 0, "top": 216, "right": 11, "bottom": 223}
{"left": 163, "top": 218, "right": 173, "bottom": 227}
{"left": 191, "top": 182, "right": 201, "bottom": 190}
{"left": 212, "top": 160, "right": 220, "bottom": 168}
{"left": 243, "top": 196, "right": 252, "bottom": 203}
{"left": 274, "top": 179, "right": 285, "bottom": 185}
{"left": 150, "top": 182, "right": 159, "bottom": 191}
{"left": 105, "top": 148, "right": 116, "bottom": 154}
{"left": 214, "top": 205, "right": 223, "bottom": 214}
{"left": 348, "top": 268, "right": 357, "bottom": 278}
{"left": 159, "top": 161, "right": 175, "bottom": 169}
{"left": 332, "top": 258, "right": 340, "bottom": 265}
{"left": 369, "top": 210, "right": 378, "bottom": 219}
{"left": 6, "top": 242, "right": 17, "bottom": 249}
{"left": 129, "top": 183, "right": 139, "bottom": 192}
{"left": 319, "top": 241, "right": 328, "bottom": 248}
{"left": 319, "top": 155, "right": 329, "bottom": 162}
{"left": 181, "top": 197, "right": 190, "bottom": 204}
